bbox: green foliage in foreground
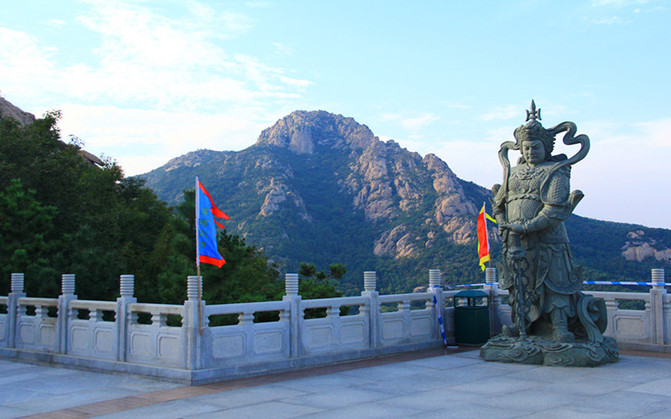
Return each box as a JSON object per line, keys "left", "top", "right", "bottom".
{"left": 0, "top": 113, "right": 341, "bottom": 304}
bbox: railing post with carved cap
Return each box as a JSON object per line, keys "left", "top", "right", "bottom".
{"left": 651, "top": 269, "right": 666, "bottom": 345}
{"left": 58, "top": 274, "right": 78, "bottom": 353}
{"left": 117, "top": 274, "right": 137, "bottom": 361}
{"left": 8, "top": 273, "right": 26, "bottom": 348}
{"left": 429, "top": 269, "right": 446, "bottom": 344}
{"left": 362, "top": 271, "right": 380, "bottom": 349}
{"left": 283, "top": 273, "right": 302, "bottom": 357}
{"left": 185, "top": 275, "right": 205, "bottom": 369}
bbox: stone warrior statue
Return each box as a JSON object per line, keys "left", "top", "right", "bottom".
{"left": 480, "top": 101, "right": 618, "bottom": 367}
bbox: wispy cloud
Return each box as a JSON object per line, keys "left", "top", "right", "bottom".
{"left": 480, "top": 105, "right": 519, "bottom": 121}
{"left": 379, "top": 112, "right": 439, "bottom": 130}
{"left": 0, "top": 1, "right": 312, "bottom": 174}
{"left": 591, "top": 0, "right": 649, "bottom": 7}
{"left": 46, "top": 19, "right": 67, "bottom": 28}
{"left": 586, "top": 0, "right": 658, "bottom": 24}
{"left": 591, "top": 16, "right": 625, "bottom": 24}
{"left": 272, "top": 42, "right": 294, "bottom": 56}
{"left": 400, "top": 113, "right": 439, "bottom": 130}
{"left": 439, "top": 101, "right": 471, "bottom": 110}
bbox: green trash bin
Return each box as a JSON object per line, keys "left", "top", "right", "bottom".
{"left": 453, "top": 290, "right": 490, "bottom": 345}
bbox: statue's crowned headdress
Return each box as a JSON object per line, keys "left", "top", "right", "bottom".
{"left": 514, "top": 100, "right": 557, "bottom": 158}
{"left": 500, "top": 100, "right": 589, "bottom": 168}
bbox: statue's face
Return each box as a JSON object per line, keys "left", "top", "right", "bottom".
{"left": 522, "top": 139, "right": 545, "bottom": 165}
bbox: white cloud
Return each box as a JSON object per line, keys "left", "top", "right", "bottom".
{"left": 244, "top": 1, "right": 274, "bottom": 8}
{"left": 591, "top": 0, "right": 650, "bottom": 7}
{"left": 1, "top": 1, "right": 310, "bottom": 110}
{"left": 587, "top": 0, "right": 655, "bottom": 24}
{"left": 1, "top": 1, "right": 313, "bottom": 176}
{"left": 378, "top": 112, "right": 439, "bottom": 132}
{"left": 0, "top": 28, "right": 59, "bottom": 101}
{"left": 440, "top": 101, "right": 471, "bottom": 110}
{"left": 400, "top": 113, "right": 439, "bottom": 130}
{"left": 272, "top": 42, "right": 294, "bottom": 56}
{"left": 590, "top": 16, "right": 624, "bottom": 24}
{"left": 47, "top": 19, "right": 67, "bottom": 28}
{"left": 56, "top": 102, "right": 279, "bottom": 175}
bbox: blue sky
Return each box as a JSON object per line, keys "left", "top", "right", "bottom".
{"left": 1, "top": 0, "right": 670, "bottom": 229}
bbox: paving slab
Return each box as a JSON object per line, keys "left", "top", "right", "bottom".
{"left": 2, "top": 348, "right": 671, "bottom": 418}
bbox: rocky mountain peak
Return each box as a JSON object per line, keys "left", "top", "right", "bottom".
{"left": 252, "top": 110, "right": 488, "bottom": 255}
{"left": 255, "top": 110, "right": 377, "bottom": 154}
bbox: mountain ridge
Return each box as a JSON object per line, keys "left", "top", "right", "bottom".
{"left": 142, "top": 110, "right": 670, "bottom": 292}
{"left": 2, "top": 97, "right": 668, "bottom": 294}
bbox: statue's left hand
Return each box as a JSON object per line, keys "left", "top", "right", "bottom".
{"left": 501, "top": 223, "right": 525, "bottom": 235}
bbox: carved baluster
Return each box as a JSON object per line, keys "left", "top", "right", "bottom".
{"left": 35, "top": 304, "right": 46, "bottom": 319}
{"left": 128, "top": 310, "right": 138, "bottom": 325}
{"left": 90, "top": 308, "right": 101, "bottom": 322}
{"left": 327, "top": 304, "right": 339, "bottom": 318}
{"left": 152, "top": 312, "right": 167, "bottom": 327}
{"left": 239, "top": 311, "right": 253, "bottom": 326}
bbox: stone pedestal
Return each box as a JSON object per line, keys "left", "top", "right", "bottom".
{"left": 480, "top": 335, "right": 619, "bottom": 367}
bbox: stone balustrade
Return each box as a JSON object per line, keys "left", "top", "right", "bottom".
{"left": 483, "top": 268, "right": 669, "bottom": 351}
{"left": 0, "top": 268, "right": 667, "bottom": 383}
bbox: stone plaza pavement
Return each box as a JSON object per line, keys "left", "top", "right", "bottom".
{"left": 1, "top": 348, "right": 671, "bottom": 418}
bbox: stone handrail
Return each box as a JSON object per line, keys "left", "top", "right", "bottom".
{"left": 301, "top": 295, "right": 368, "bottom": 309}
{"left": 205, "top": 300, "right": 290, "bottom": 318}
{"left": 128, "top": 302, "right": 185, "bottom": 315}
{"left": 379, "top": 292, "right": 432, "bottom": 304}
{"left": 0, "top": 268, "right": 667, "bottom": 384}
{"left": 17, "top": 297, "right": 58, "bottom": 308}
{"left": 70, "top": 300, "right": 118, "bottom": 310}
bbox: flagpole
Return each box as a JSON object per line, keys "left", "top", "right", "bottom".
{"left": 195, "top": 177, "right": 203, "bottom": 336}
{"left": 485, "top": 205, "right": 494, "bottom": 334}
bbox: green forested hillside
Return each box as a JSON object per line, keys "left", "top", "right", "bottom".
{"left": 0, "top": 110, "right": 170, "bottom": 299}
{"left": 566, "top": 215, "right": 671, "bottom": 288}
{"left": 0, "top": 111, "right": 340, "bottom": 303}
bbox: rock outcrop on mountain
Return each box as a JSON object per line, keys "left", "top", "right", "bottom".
{"left": 251, "top": 111, "right": 488, "bottom": 253}
{"left": 0, "top": 97, "right": 104, "bottom": 167}
{"left": 622, "top": 230, "right": 671, "bottom": 262}
{"left": 0, "top": 97, "right": 36, "bottom": 126}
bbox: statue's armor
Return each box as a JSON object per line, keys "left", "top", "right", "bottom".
{"left": 507, "top": 162, "right": 570, "bottom": 245}
{"left": 499, "top": 161, "right": 580, "bottom": 319}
